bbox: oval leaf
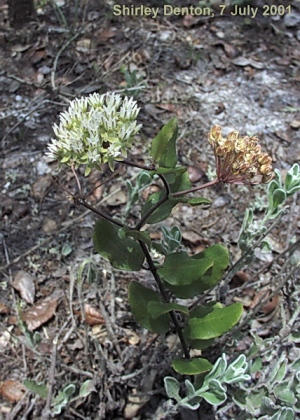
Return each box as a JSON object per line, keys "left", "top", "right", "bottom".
{"left": 147, "top": 301, "right": 189, "bottom": 319}
{"left": 165, "top": 245, "right": 229, "bottom": 298}
{"left": 141, "top": 192, "right": 177, "bottom": 224}
{"left": 172, "top": 357, "right": 213, "bottom": 375}
{"left": 187, "top": 303, "right": 243, "bottom": 340}
{"left": 158, "top": 251, "right": 214, "bottom": 286}
{"left": 151, "top": 118, "right": 178, "bottom": 168}
{"left": 128, "top": 281, "right": 170, "bottom": 334}
{"left": 93, "top": 219, "right": 144, "bottom": 271}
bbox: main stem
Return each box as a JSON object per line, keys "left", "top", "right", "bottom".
{"left": 138, "top": 240, "right": 190, "bottom": 359}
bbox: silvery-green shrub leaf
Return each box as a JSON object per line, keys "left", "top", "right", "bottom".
{"left": 184, "top": 379, "right": 196, "bottom": 399}
{"left": 199, "top": 379, "right": 227, "bottom": 405}
{"left": 79, "top": 380, "right": 96, "bottom": 398}
{"left": 246, "top": 388, "right": 268, "bottom": 411}
{"left": 180, "top": 401, "right": 200, "bottom": 410}
{"left": 249, "top": 357, "right": 263, "bottom": 375}
{"left": 223, "top": 354, "right": 251, "bottom": 384}
{"left": 261, "top": 239, "right": 273, "bottom": 253}
{"left": 269, "top": 353, "right": 287, "bottom": 383}
{"left": 273, "top": 383, "right": 296, "bottom": 406}
{"left": 52, "top": 384, "right": 76, "bottom": 415}
{"left": 164, "top": 377, "right": 181, "bottom": 402}
{"left": 270, "top": 407, "right": 294, "bottom": 420}
{"left": 291, "top": 358, "right": 300, "bottom": 373}
{"left": 204, "top": 354, "right": 227, "bottom": 383}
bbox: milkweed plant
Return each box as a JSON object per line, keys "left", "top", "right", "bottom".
{"left": 47, "top": 92, "right": 300, "bottom": 414}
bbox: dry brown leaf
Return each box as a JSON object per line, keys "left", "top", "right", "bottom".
{"left": 0, "top": 380, "right": 26, "bottom": 403}
{"left": 91, "top": 324, "right": 107, "bottom": 343}
{"left": 12, "top": 271, "right": 35, "bottom": 304}
{"left": 262, "top": 294, "right": 281, "bottom": 315}
{"left": 0, "top": 327, "right": 13, "bottom": 350}
{"left": 124, "top": 390, "right": 149, "bottom": 419}
{"left": 249, "top": 288, "right": 280, "bottom": 315}
{"left": 76, "top": 38, "right": 92, "bottom": 52}
{"left": 84, "top": 304, "right": 105, "bottom": 326}
{"left": 97, "top": 28, "right": 118, "bottom": 43}
{"left": 31, "top": 175, "right": 52, "bottom": 200}
{"left": 0, "top": 303, "right": 10, "bottom": 314}
{"left": 21, "top": 298, "right": 58, "bottom": 331}
{"left": 122, "top": 328, "right": 140, "bottom": 345}
{"left": 155, "top": 103, "right": 177, "bottom": 114}
{"left": 106, "top": 185, "right": 127, "bottom": 206}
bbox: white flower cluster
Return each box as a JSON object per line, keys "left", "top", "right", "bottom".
{"left": 46, "top": 92, "right": 142, "bottom": 174}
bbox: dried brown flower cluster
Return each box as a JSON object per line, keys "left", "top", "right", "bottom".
{"left": 208, "top": 125, "right": 274, "bottom": 184}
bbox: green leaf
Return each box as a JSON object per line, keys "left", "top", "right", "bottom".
{"left": 164, "top": 377, "right": 181, "bottom": 402}
{"left": 184, "top": 379, "right": 197, "bottom": 398}
{"left": 161, "top": 225, "right": 182, "bottom": 254}
{"left": 93, "top": 219, "right": 144, "bottom": 271}
{"left": 24, "top": 380, "right": 48, "bottom": 399}
{"left": 164, "top": 245, "right": 229, "bottom": 299}
{"left": 199, "top": 379, "right": 227, "bottom": 405}
{"left": 269, "top": 353, "right": 288, "bottom": 383}
{"left": 273, "top": 383, "right": 296, "bottom": 405}
{"left": 203, "top": 354, "right": 227, "bottom": 382}
{"left": 52, "top": 384, "right": 76, "bottom": 415}
{"left": 141, "top": 191, "right": 177, "bottom": 224}
{"left": 272, "top": 188, "right": 286, "bottom": 209}
{"left": 187, "top": 337, "right": 215, "bottom": 350}
{"left": 61, "top": 243, "right": 72, "bottom": 256}
{"left": 172, "top": 357, "right": 213, "bottom": 375}
{"left": 180, "top": 381, "right": 202, "bottom": 410}
{"left": 285, "top": 163, "right": 300, "bottom": 195}
{"left": 167, "top": 169, "right": 190, "bottom": 193}
{"left": 150, "top": 166, "right": 186, "bottom": 176}
{"left": 187, "top": 303, "right": 243, "bottom": 340}
{"left": 249, "top": 357, "right": 263, "bottom": 375}
{"left": 270, "top": 408, "right": 295, "bottom": 420}
{"left": 183, "top": 197, "right": 211, "bottom": 206}
{"left": 142, "top": 192, "right": 210, "bottom": 225}
{"left": 158, "top": 251, "right": 214, "bottom": 286}
{"left": 124, "top": 229, "right": 152, "bottom": 247}
{"left": 246, "top": 388, "right": 267, "bottom": 410}
{"left": 180, "top": 400, "right": 200, "bottom": 410}
{"left": 128, "top": 281, "right": 170, "bottom": 334}
{"left": 151, "top": 118, "right": 178, "bottom": 168}
{"left": 79, "top": 380, "right": 96, "bottom": 398}
{"left": 223, "top": 354, "right": 250, "bottom": 384}
{"left": 147, "top": 301, "right": 189, "bottom": 319}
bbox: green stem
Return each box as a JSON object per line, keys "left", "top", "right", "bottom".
{"left": 138, "top": 240, "right": 190, "bottom": 359}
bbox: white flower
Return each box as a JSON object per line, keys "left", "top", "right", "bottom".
{"left": 46, "top": 92, "right": 142, "bottom": 174}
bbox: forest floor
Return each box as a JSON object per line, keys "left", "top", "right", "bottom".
{"left": 0, "top": 0, "right": 300, "bottom": 419}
